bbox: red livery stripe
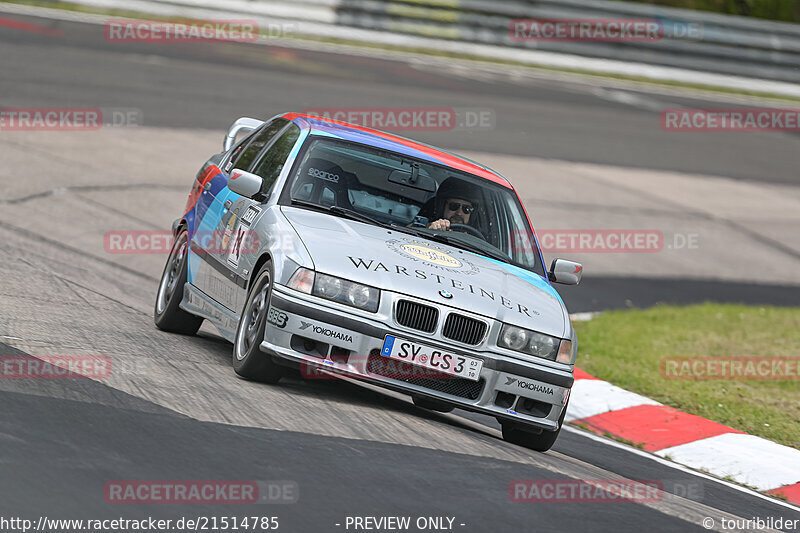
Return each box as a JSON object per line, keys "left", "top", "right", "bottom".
{"left": 184, "top": 164, "right": 223, "bottom": 214}
{"left": 284, "top": 112, "right": 511, "bottom": 187}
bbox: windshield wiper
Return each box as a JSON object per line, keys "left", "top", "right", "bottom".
{"left": 395, "top": 225, "right": 507, "bottom": 261}
{"left": 290, "top": 200, "right": 509, "bottom": 262}
{"left": 290, "top": 199, "right": 390, "bottom": 229}
{"left": 426, "top": 232, "right": 510, "bottom": 263}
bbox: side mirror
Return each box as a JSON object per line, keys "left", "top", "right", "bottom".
{"left": 549, "top": 259, "right": 583, "bottom": 285}
{"left": 228, "top": 169, "right": 264, "bottom": 199}
{"left": 223, "top": 117, "right": 264, "bottom": 152}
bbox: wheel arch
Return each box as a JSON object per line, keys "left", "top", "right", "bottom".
{"left": 249, "top": 253, "right": 273, "bottom": 290}
{"left": 172, "top": 217, "right": 189, "bottom": 235}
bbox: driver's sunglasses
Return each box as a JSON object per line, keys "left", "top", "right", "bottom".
{"left": 447, "top": 201, "right": 475, "bottom": 214}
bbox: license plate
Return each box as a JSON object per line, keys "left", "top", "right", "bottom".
{"left": 380, "top": 336, "right": 483, "bottom": 382}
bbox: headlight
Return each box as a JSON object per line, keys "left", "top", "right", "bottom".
{"left": 500, "top": 326, "right": 529, "bottom": 351}
{"left": 315, "top": 274, "right": 344, "bottom": 299}
{"left": 288, "top": 269, "right": 380, "bottom": 312}
{"left": 347, "top": 283, "right": 373, "bottom": 309}
{"left": 497, "top": 324, "right": 562, "bottom": 361}
{"left": 314, "top": 272, "right": 379, "bottom": 312}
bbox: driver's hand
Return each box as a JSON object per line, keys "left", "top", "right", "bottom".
{"left": 428, "top": 219, "right": 450, "bottom": 231}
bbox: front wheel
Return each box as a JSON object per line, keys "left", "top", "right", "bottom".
{"left": 232, "top": 262, "right": 283, "bottom": 383}
{"left": 501, "top": 399, "right": 569, "bottom": 452}
{"left": 154, "top": 229, "right": 203, "bottom": 335}
{"left": 501, "top": 423, "right": 561, "bottom": 452}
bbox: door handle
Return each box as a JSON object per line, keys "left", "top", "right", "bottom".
{"left": 203, "top": 182, "right": 212, "bottom": 191}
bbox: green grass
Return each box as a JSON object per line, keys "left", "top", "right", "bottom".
{"left": 3, "top": 0, "right": 161, "bottom": 19}
{"left": 573, "top": 304, "right": 800, "bottom": 450}
{"left": 612, "top": 0, "right": 800, "bottom": 23}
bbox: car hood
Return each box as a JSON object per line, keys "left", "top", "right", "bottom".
{"left": 282, "top": 207, "right": 568, "bottom": 338}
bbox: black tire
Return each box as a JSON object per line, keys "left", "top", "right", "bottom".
{"left": 154, "top": 229, "right": 203, "bottom": 335}
{"left": 412, "top": 396, "right": 455, "bottom": 413}
{"left": 232, "top": 261, "right": 283, "bottom": 383}
{"left": 500, "top": 399, "right": 569, "bottom": 452}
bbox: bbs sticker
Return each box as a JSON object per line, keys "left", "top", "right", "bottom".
{"left": 267, "top": 307, "right": 288, "bottom": 328}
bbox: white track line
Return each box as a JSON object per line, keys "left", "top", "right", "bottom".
{"left": 563, "top": 425, "right": 800, "bottom": 513}
{"left": 327, "top": 368, "right": 799, "bottom": 514}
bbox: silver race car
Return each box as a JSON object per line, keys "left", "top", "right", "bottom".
{"left": 155, "top": 112, "right": 583, "bottom": 451}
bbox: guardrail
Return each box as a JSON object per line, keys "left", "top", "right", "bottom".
{"left": 37, "top": 0, "right": 800, "bottom": 84}
{"left": 332, "top": 0, "right": 800, "bottom": 83}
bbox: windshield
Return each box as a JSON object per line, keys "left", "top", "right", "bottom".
{"left": 280, "top": 137, "right": 544, "bottom": 276}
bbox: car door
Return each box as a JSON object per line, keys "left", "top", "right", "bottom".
{"left": 221, "top": 122, "right": 302, "bottom": 304}
{"left": 186, "top": 131, "right": 255, "bottom": 287}
{"left": 192, "top": 118, "right": 289, "bottom": 309}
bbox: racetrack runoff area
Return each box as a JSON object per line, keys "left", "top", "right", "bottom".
{"left": 2, "top": 126, "right": 799, "bottom": 437}
{"left": 1, "top": 128, "right": 799, "bottom": 529}
{"left": 3, "top": 5, "right": 800, "bottom": 528}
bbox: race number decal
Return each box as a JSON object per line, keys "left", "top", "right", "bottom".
{"left": 227, "top": 206, "right": 260, "bottom": 268}
{"left": 241, "top": 205, "right": 261, "bottom": 226}
{"left": 227, "top": 226, "right": 248, "bottom": 268}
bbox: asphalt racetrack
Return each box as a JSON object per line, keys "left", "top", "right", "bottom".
{"left": 1, "top": 11, "right": 799, "bottom": 533}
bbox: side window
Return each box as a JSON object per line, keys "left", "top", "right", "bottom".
{"left": 231, "top": 118, "right": 289, "bottom": 172}
{"left": 250, "top": 124, "right": 301, "bottom": 194}
{"left": 227, "top": 139, "right": 249, "bottom": 167}
{"left": 503, "top": 195, "right": 538, "bottom": 269}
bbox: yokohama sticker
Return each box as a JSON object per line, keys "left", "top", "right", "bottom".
{"left": 497, "top": 373, "right": 566, "bottom": 404}
{"left": 298, "top": 321, "right": 355, "bottom": 345}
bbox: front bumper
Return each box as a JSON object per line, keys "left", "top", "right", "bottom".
{"left": 261, "top": 285, "right": 574, "bottom": 432}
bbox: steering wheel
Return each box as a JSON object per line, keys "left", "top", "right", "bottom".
{"left": 449, "top": 223, "right": 486, "bottom": 241}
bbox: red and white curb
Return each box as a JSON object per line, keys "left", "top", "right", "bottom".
{"left": 566, "top": 368, "right": 800, "bottom": 504}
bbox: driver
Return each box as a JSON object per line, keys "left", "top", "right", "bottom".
{"left": 427, "top": 177, "right": 478, "bottom": 232}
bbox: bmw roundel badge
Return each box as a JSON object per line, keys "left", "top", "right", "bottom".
{"left": 439, "top": 289, "right": 453, "bottom": 299}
